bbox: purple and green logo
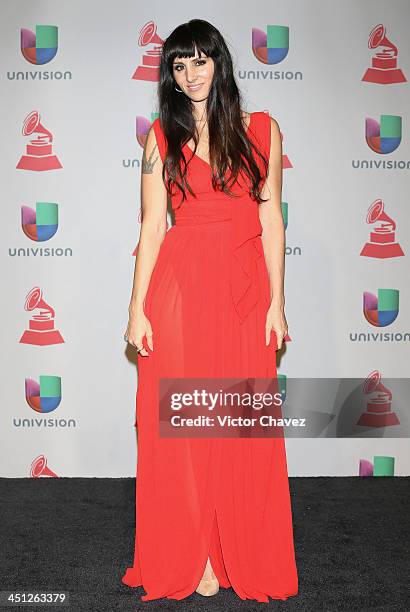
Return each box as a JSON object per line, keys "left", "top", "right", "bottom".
{"left": 252, "top": 25, "right": 289, "bottom": 64}
{"left": 359, "top": 456, "right": 395, "bottom": 476}
{"left": 21, "top": 25, "right": 58, "bottom": 65}
{"left": 136, "top": 112, "right": 159, "bottom": 148}
{"left": 365, "top": 115, "right": 402, "bottom": 154}
{"left": 363, "top": 288, "right": 399, "bottom": 327}
{"left": 21, "top": 202, "right": 58, "bottom": 241}
{"left": 25, "top": 375, "right": 62, "bottom": 413}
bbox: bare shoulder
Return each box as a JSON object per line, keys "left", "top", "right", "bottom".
{"left": 267, "top": 114, "right": 280, "bottom": 134}
{"left": 267, "top": 115, "right": 281, "bottom": 152}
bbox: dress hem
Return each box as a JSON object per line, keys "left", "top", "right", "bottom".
{"left": 122, "top": 570, "right": 298, "bottom": 603}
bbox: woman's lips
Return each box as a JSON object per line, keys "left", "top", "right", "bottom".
{"left": 186, "top": 83, "right": 204, "bottom": 91}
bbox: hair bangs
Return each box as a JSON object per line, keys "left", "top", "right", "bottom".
{"left": 163, "top": 25, "right": 219, "bottom": 68}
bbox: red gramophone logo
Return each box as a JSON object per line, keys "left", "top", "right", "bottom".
{"left": 357, "top": 370, "right": 399, "bottom": 427}
{"left": 362, "top": 24, "right": 406, "bottom": 84}
{"left": 20, "top": 286, "right": 64, "bottom": 346}
{"left": 30, "top": 454, "right": 59, "bottom": 478}
{"left": 16, "top": 110, "right": 62, "bottom": 171}
{"left": 132, "top": 20, "right": 164, "bottom": 82}
{"left": 360, "top": 198, "right": 404, "bottom": 259}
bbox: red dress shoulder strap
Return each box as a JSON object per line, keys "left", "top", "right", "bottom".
{"left": 151, "top": 118, "right": 167, "bottom": 163}
{"left": 248, "top": 111, "right": 272, "bottom": 160}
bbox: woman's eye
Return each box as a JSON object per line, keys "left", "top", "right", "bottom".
{"left": 173, "top": 59, "right": 206, "bottom": 71}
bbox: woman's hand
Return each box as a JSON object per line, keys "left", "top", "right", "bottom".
{"left": 125, "top": 308, "right": 153, "bottom": 357}
{"left": 265, "top": 304, "right": 288, "bottom": 351}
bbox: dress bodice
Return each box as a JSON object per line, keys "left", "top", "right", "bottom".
{"left": 152, "top": 111, "right": 270, "bottom": 207}
{"left": 151, "top": 112, "right": 272, "bottom": 324}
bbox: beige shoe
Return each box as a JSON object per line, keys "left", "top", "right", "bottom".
{"left": 195, "top": 557, "right": 219, "bottom": 596}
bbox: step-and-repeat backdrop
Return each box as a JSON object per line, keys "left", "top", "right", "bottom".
{"left": 1, "top": 0, "right": 409, "bottom": 476}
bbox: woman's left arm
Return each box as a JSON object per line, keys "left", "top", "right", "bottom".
{"left": 258, "top": 116, "right": 288, "bottom": 350}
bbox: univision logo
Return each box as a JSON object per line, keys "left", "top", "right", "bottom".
{"left": 363, "top": 288, "right": 399, "bottom": 326}
{"left": 13, "top": 375, "right": 77, "bottom": 428}
{"left": 359, "top": 455, "right": 395, "bottom": 476}
{"left": 22, "top": 202, "right": 58, "bottom": 241}
{"left": 6, "top": 25, "right": 72, "bottom": 80}
{"left": 123, "top": 113, "right": 159, "bottom": 168}
{"left": 136, "top": 113, "right": 159, "bottom": 148}
{"left": 366, "top": 115, "right": 401, "bottom": 154}
{"left": 21, "top": 25, "right": 58, "bottom": 64}
{"left": 25, "top": 375, "right": 61, "bottom": 412}
{"left": 352, "top": 115, "right": 410, "bottom": 169}
{"left": 8, "top": 202, "right": 73, "bottom": 257}
{"left": 252, "top": 25, "right": 289, "bottom": 64}
{"left": 349, "top": 288, "right": 410, "bottom": 342}
{"left": 238, "top": 25, "right": 302, "bottom": 81}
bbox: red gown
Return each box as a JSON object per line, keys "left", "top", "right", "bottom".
{"left": 121, "top": 111, "right": 299, "bottom": 602}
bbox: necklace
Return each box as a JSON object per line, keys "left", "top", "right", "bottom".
{"left": 194, "top": 106, "right": 207, "bottom": 122}
{"left": 193, "top": 107, "right": 208, "bottom": 145}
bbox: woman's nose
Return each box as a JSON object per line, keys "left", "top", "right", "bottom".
{"left": 185, "top": 67, "right": 197, "bottom": 83}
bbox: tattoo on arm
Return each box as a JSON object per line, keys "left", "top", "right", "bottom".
{"left": 142, "top": 145, "right": 160, "bottom": 174}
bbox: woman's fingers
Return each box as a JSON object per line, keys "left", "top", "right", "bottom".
{"left": 266, "top": 326, "right": 287, "bottom": 351}
{"left": 125, "top": 314, "right": 154, "bottom": 357}
{"left": 135, "top": 335, "right": 150, "bottom": 357}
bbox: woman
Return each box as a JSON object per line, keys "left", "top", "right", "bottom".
{"left": 122, "top": 19, "right": 298, "bottom": 603}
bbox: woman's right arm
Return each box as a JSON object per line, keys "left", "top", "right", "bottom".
{"left": 125, "top": 124, "right": 168, "bottom": 355}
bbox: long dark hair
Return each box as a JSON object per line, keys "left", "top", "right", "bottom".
{"left": 157, "top": 19, "right": 269, "bottom": 207}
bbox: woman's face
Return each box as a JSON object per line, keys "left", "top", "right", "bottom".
{"left": 172, "top": 48, "right": 215, "bottom": 101}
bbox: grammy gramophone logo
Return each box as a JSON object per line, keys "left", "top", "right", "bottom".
{"left": 362, "top": 24, "right": 406, "bottom": 85}
{"left": 360, "top": 198, "right": 404, "bottom": 259}
{"left": 30, "top": 454, "right": 59, "bottom": 478}
{"left": 357, "top": 370, "right": 399, "bottom": 428}
{"left": 16, "top": 110, "right": 62, "bottom": 171}
{"left": 20, "top": 286, "right": 64, "bottom": 346}
{"left": 132, "top": 20, "right": 164, "bottom": 82}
